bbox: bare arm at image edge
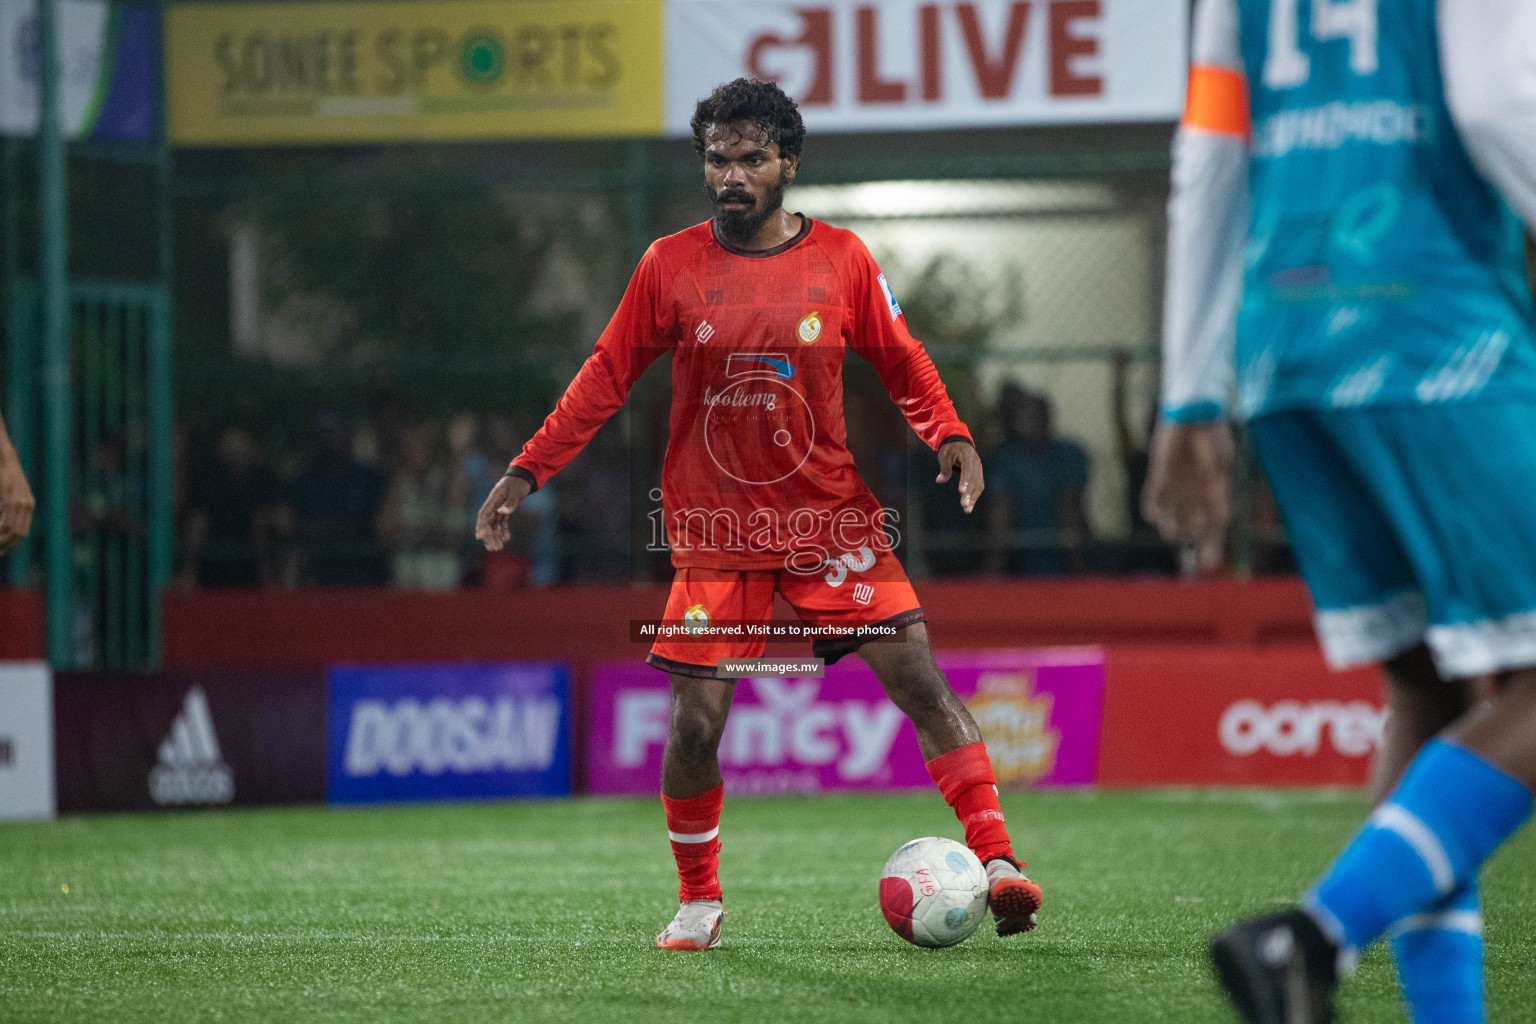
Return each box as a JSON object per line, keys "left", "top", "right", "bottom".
{"left": 0, "top": 411, "right": 36, "bottom": 556}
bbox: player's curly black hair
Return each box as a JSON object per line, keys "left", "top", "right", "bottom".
{"left": 690, "top": 78, "right": 806, "bottom": 160}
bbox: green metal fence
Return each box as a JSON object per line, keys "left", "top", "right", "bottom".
{"left": 6, "top": 279, "right": 171, "bottom": 668}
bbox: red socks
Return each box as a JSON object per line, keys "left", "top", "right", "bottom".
{"left": 925, "top": 742, "right": 1018, "bottom": 866}
{"left": 662, "top": 785, "right": 724, "bottom": 902}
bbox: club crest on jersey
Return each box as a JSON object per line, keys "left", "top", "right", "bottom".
{"left": 798, "top": 311, "right": 823, "bottom": 344}
{"left": 682, "top": 604, "right": 710, "bottom": 634}
{"left": 877, "top": 273, "right": 902, "bottom": 320}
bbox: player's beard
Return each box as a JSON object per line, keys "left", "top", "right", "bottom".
{"left": 708, "top": 171, "right": 789, "bottom": 248}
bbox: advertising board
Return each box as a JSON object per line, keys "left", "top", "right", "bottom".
{"left": 1096, "top": 647, "right": 1384, "bottom": 787}
{"left": 587, "top": 648, "right": 1106, "bottom": 795}
{"left": 166, "top": 0, "right": 664, "bottom": 145}
{"left": 0, "top": 662, "right": 54, "bottom": 820}
{"left": 0, "top": 0, "right": 155, "bottom": 140}
{"left": 327, "top": 662, "right": 572, "bottom": 803}
{"left": 53, "top": 670, "right": 328, "bottom": 812}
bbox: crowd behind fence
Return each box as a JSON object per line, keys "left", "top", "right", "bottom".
{"left": 169, "top": 347, "right": 1294, "bottom": 594}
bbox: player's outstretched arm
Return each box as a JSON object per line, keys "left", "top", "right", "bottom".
{"left": 935, "top": 440, "right": 984, "bottom": 515}
{"left": 0, "top": 411, "right": 35, "bottom": 556}
{"left": 474, "top": 471, "right": 533, "bottom": 553}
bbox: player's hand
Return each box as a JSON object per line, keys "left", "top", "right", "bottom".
{"left": 1142, "top": 421, "right": 1233, "bottom": 571}
{"left": 936, "top": 440, "right": 984, "bottom": 515}
{"left": 0, "top": 450, "right": 35, "bottom": 556}
{"left": 475, "top": 472, "right": 533, "bottom": 552}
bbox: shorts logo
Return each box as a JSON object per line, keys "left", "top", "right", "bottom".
{"left": 877, "top": 274, "right": 902, "bottom": 320}
{"left": 696, "top": 320, "right": 715, "bottom": 345}
{"left": 798, "top": 311, "right": 823, "bottom": 344}
{"left": 852, "top": 583, "right": 874, "bottom": 606}
{"left": 824, "top": 546, "right": 877, "bottom": 588}
{"left": 682, "top": 603, "right": 711, "bottom": 633}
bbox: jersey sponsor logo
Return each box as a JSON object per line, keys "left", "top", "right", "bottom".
{"left": 1251, "top": 100, "right": 1429, "bottom": 159}
{"left": 1218, "top": 699, "right": 1386, "bottom": 758}
{"left": 341, "top": 696, "right": 562, "bottom": 777}
{"left": 797, "top": 311, "right": 823, "bottom": 344}
{"left": 727, "top": 352, "right": 795, "bottom": 379}
{"left": 851, "top": 582, "right": 874, "bottom": 606}
{"left": 149, "top": 686, "right": 235, "bottom": 806}
{"left": 696, "top": 320, "right": 716, "bottom": 344}
{"left": 703, "top": 384, "right": 779, "bottom": 412}
{"left": 683, "top": 603, "right": 711, "bottom": 633}
{"left": 877, "top": 273, "right": 902, "bottom": 319}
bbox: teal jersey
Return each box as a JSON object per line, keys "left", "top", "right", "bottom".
{"left": 1235, "top": 0, "right": 1536, "bottom": 416}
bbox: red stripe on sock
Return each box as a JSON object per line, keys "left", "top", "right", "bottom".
{"left": 663, "top": 785, "right": 724, "bottom": 902}
{"left": 925, "top": 742, "right": 1018, "bottom": 866}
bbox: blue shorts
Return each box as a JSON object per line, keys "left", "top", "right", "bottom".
{"left": 1251, "top": 402, "right": 1536, "bottom": 678}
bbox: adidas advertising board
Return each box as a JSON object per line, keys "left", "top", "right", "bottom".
{"left": 326, "top": 664, "right": 571, "bottom": 804}
{"left": 52, "top": 671, "right": 326, "bottom": 812}
{"left": 0, "top": 662, "right": 55, "bottom": 820}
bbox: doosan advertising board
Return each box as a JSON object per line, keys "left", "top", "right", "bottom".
{"left": 587, "top": 648, "right": 1106, "bottom": 795}
{"left": 327, "top": 663, "right": 572, "bottom": 803}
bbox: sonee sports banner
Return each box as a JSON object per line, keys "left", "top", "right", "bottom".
{"left": 326, "top": 663, "right": 572, "bottom": 804}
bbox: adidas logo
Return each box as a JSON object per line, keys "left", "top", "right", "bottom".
{"left": 148, "top": 686, "right": 235, "bottom": 806}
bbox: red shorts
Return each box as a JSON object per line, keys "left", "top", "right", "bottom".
{"left": 646, "top": 545, "right": 925, "bottom": 678}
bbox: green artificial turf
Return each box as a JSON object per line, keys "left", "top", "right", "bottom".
{"left": 2, "top": 790, "right": 1533, "bottom": 1023}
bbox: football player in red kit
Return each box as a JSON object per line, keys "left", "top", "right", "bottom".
{"left": 476, "top": 78, "right": 1041, "bottom": 951}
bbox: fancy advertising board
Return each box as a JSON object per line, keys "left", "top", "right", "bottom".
{"left": 586, "top": 648, "right": 1107, "bottom": 795}
{"left": 164, "top": 0, "right": 1185, "bottom": 145}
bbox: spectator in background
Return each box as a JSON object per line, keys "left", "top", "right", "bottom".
{"left": 985, "top": 384, "right": 1091, "bottom": 576}
{"left": 378, "top": 420, "right": 461, "bottom": 590}
{"left": 1111, "top": 352, "right": 1177, "bottom": 574}
{"left": 560, "top": 419, "right": 628, "bottom": 582}
{"left": 183, "top": 426, "right": 283, "bottom": 588}
{"left": 290, "top": 412, "right": 388, "bottom": 587}
{"left": 461, "top": 414, "right": 559, "bottom": 588}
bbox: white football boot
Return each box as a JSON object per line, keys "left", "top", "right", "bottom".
{"left": 655, "top": 899, "right": 726, "bottom": 951}
{"left": 985, "top": 858, "right": 1043, "bottom": 937}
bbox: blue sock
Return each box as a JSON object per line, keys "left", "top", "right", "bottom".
{"left": 1391, "top": 878, "right": 1484, "bottom": 1024}
{"left": 1304, "top": 740, "right": 1531, "bottom": 956}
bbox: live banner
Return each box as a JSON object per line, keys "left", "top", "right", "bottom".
{"left": 587, "top": 648, "right": 1107, "bottom": 795}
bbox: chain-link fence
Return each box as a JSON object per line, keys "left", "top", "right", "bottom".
{"left": 156, "top": 130, "right": 1287, "bottom": 598}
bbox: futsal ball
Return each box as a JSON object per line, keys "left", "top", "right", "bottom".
{"left": 878, "top": 837, "right": 988, "bottom": 948}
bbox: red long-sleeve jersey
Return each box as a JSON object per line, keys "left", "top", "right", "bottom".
{"left": 511, "top": 217, "right": 973, "bottom": 571}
